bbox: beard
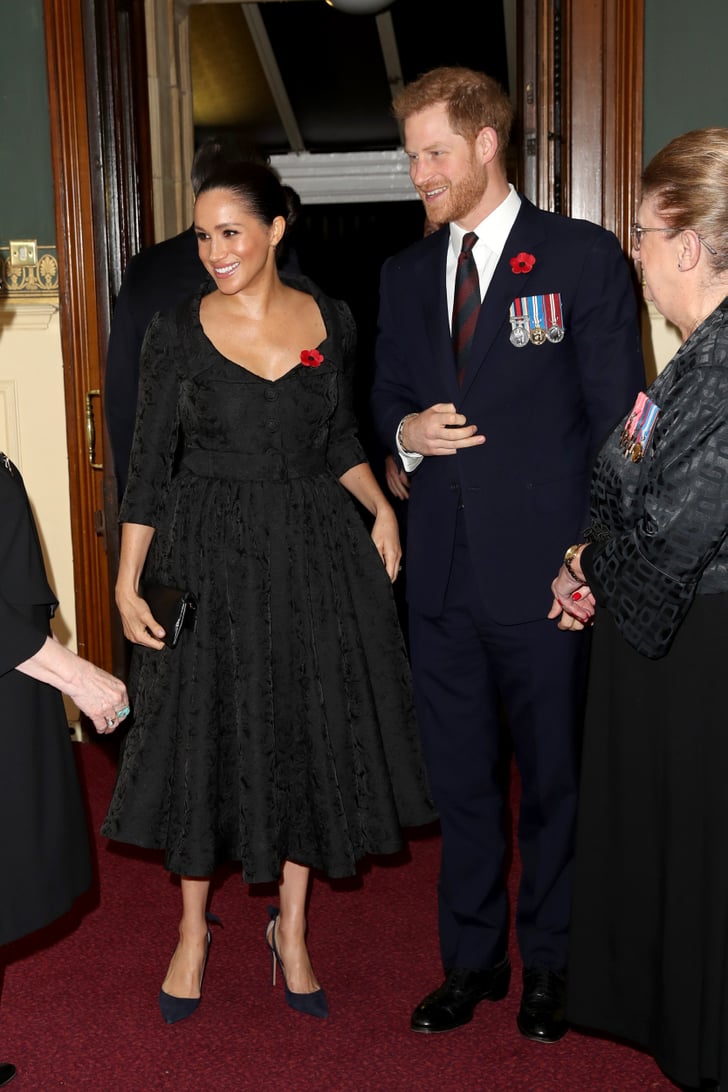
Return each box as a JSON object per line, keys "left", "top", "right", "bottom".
{"left": 421, "top": 156, "right": 488, "bottom": 226}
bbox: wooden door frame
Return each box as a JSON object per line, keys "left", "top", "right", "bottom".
{"left": 44, "top": 0, "right": 112, "bottom": 670}
{"left": 519, "top": 0, "right": 644, "bottom": 252}
{"left": 44, "top": 0, "right": 153, "bottom": 676}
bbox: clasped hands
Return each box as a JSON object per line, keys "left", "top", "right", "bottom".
{"left": 401, "top": 404, "right": 485, "bottom": 456}
{"left": 548, "top": 565, "right": 596, "bottom": 631}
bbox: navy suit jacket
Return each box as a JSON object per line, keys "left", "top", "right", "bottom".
{"left": 371, "top": 196, "right": 646, "bottom": 624}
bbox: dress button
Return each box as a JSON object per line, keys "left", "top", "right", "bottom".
{"left": 266, "top": 419, "right": 278, "bottom": 432}
{"left": 264, "top": 388, "right": 278, "bottom": 402}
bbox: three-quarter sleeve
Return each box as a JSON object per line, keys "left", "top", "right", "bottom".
{"left": 325, "top": 299, "right": 367, "bottom": 479}
{"left": 119, "top": 310, "right": 182, "bottom": 528}
{"left": 0, "top": 593, "right": 47, "bottom": 677}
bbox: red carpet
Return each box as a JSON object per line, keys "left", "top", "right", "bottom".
{"left": 0, "top": 741, "right": 674, "bottom": 1091}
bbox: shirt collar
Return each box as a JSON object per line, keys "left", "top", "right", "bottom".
{"left": 449, "top": 184, "right": 521, "bottom": 260}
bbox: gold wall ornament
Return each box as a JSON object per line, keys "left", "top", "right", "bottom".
{"left": 0, "top": 245, "right": 59, "bottom": 299}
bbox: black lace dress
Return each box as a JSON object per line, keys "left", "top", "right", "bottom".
{"left": 101, "top": 277, "right": 436, "bottom": 882}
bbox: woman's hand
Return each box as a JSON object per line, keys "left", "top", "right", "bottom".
{"left": 548, "top": 564, "right": 596, "bottom": 629}
{"left": 63, "top": 655, "right": 131, "bottom": 734}
{"left": 16, "top": 636, "right": 130, "bottom": 735}
{"left": 116, "top": 584, "right": 166, "bottom": 650}
{"left": 338, "top": 462, "right": 404, "bottom": 582}
{"left": 370, "top": 505, "right": 402, "bottom": 582}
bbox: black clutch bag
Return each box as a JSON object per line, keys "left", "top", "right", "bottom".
{"left": 143, "top": 582, "right": 197, "bottom": 648}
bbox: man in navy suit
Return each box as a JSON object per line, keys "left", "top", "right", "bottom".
{"left": 371, "top": 66, "right": 645, "bottom": 1041}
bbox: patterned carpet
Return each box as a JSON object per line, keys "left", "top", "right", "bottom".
{"left": 0, "top": 740, "right": 674, "bottom": 1090}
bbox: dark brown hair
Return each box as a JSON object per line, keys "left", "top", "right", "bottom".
{"left": 642, "top": 128, "right": 728, "bottom": 273}
{"left": 195, "top": 162, "right": 299, "bottom": 232}
{"left": 392, "top": 66, "right": 514, "bottom": 161}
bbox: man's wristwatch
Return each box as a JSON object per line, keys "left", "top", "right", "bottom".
{"left": 563, "top": 543, "right": 583, "bottom": 581}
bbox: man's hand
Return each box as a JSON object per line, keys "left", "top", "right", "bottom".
{"left": 385, "top": 453, "right": 410, "bottom": 500}
{"left": 403, "top": 404, "right": 486, "bottom": 456}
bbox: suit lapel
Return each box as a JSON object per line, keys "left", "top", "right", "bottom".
{"left": 459, "top": 199, "right": 547, "bottom": 400}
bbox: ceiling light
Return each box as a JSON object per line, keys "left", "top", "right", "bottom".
{"left": 324, "top": 0, "right": 395, "bottom": 14}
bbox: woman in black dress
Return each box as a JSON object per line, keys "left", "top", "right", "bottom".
{"left": 101, "top": 162, "right": 435, "bottom": 1024}
{"left": 1, "top": 454, "right": 129, "bottom": 1086}
{"left": 548, "top": 129, "right": 728, "bottom": 1089}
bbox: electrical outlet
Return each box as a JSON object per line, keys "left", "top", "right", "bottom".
{"left": 9, "top": 240, "right": 37, "bottom": 266}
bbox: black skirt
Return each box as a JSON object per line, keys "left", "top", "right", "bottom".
{"left": 567, "top": 592, "right": 728, "bottom": 1089}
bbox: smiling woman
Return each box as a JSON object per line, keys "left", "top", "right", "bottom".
{"left": 100, "top": 159, "right": 436, "bottom": 1027}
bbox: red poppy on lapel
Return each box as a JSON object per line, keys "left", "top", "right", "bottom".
{"left": 509, "top": 252, "right": 536, "bottom": 274}
{"left": 300, "top": 349, "right": 324, "bottom": 367}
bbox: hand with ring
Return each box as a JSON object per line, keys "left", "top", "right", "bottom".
{"left": 15, "top": 634, "right": 130, "bottom": 735}
{"left": 104, "top": 705, "right": 131, "bottom": 732}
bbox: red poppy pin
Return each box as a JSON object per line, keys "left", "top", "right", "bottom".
{"left": 509, "top": 252, "right": 536, "bottom": 274}
{"left": 300, "top": 348, "right": 324, "bottom": 368}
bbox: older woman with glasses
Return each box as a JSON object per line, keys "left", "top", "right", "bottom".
{"left": 548, "top": 128, "right": 728, "bottom": 1091}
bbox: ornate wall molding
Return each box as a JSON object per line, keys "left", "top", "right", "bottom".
{"left": 0, "top": 245, "right": 60, "bottom": 300}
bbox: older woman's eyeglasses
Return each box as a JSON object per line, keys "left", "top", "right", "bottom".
{"left": 631, "top": 222, "right": 717, "bottom": 255}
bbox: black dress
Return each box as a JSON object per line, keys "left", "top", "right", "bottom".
{"left": 567, "top": 300, "right": 728, "bottom": 1089}
{"left": 101, "top": 277, "right": 436, "bottom": 882}
{"left": 0, "top": 454, "right": 91, "bottom": 947}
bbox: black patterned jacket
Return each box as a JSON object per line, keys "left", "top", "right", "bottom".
{"left": 582, "top": 296, "right": 728, "bottom": 659}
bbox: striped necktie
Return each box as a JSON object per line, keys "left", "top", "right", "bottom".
{"left": 452, "top": 231, "right": 481, "bottom": 385}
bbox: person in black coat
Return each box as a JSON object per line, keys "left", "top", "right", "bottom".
{"left": 371, "top": 66, "right": 645, "bottom": 1043}
{"left": 0, "top": 453, "right": 128, "bottom": 1085}
{"left": 551, "top": 127, "right": 728, "bottom": 1092}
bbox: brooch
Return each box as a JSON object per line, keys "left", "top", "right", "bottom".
{"left": 510, "top": 252, "right": 536, "bottom": 274}
{"left": 300, "top": 349, "right": 324, "bottom": 368}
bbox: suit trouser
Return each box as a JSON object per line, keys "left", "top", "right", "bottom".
{"left": 408, "top": 513, "right": 588, "bottom": 972}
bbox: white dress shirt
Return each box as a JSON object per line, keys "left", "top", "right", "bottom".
{"left": 397, "top": 185, "right": 522, "bottom": 472}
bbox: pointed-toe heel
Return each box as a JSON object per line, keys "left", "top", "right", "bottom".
{"left": 159, "top": 912, "right": 221, "bottom": 1025}
{"left": 266, "top": 905, "right": 329, "bottom": 1019}
{"left": 159, "top": 989, "right": 200, "bottom": 1025}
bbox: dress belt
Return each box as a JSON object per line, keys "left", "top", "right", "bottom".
{"left": 180, "top": 449, "right": 329, "bottom": 482}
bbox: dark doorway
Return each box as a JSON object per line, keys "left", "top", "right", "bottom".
{"left": 291, "top": 198, "right": 427, "bottom": 468}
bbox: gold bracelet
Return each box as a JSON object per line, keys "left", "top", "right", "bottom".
{"left": 563, "top": 543, "right": 583, "bottom": 582}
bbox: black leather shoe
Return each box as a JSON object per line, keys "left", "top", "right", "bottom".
{"left": 517, "top": 967, "right": 567, "bottom": 1043}
{"left": 411, "top": 958, "right": 511, "bottom": 1033}
{"left": 0, "top": 1062, "right": 16, "bottom": 1088}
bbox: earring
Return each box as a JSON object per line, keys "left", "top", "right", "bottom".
{"left": 677, "top": 263, "right": 682, "bottom": 270}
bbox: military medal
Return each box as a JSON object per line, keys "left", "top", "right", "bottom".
{"left": 620, "top": 391, "right": 659, "bottom": 461}
{"left": 545, "top": 293, "right": 565, "bottom": 342}
{"left": 528, "top": 296, "right": 547, "bottom": 344}
{"left": 509, "top": 297, "right": 530, "bottom": 347}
